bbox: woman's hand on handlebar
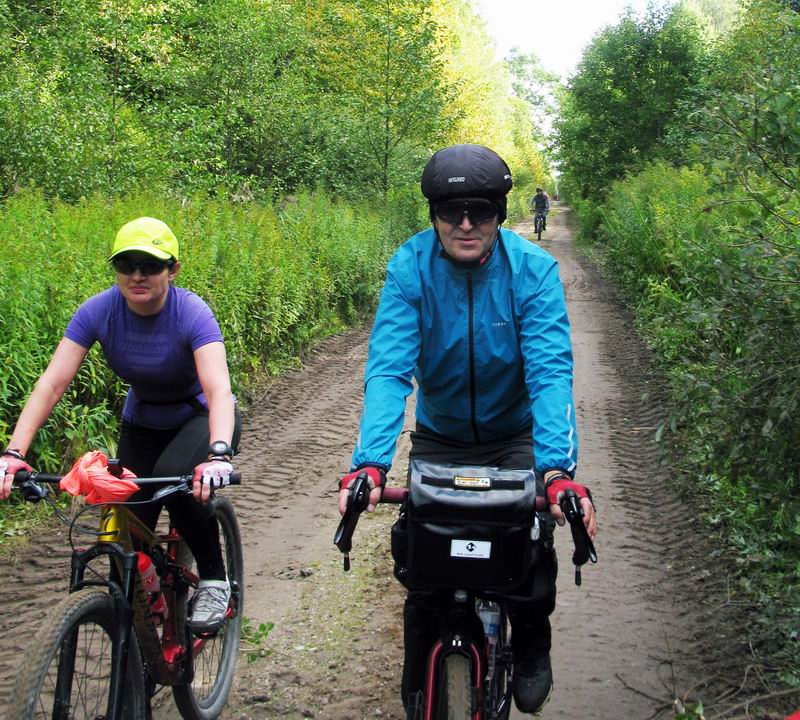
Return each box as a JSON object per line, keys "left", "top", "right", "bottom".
{"left": 0, "top": 454, "right": 33, "bottom": 500}
{"left": 338, "top": 466, "right": 385, "bottom": 515}
{"left": 192, "top": 459, "right": 234, "bottom": 504}
{"left": 546, "top": 476, "right": 597, "bottom": 540}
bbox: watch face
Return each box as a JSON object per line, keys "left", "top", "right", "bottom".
{"left": 210, "top": 441, "right": 230, "bottom": 455}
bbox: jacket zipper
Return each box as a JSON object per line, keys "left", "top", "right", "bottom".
{"left": 467, "top": 273, "right": 480, "bottom": 443}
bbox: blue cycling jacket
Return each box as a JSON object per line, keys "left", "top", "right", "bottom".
{"left": 351, "top": 226, "right": 578, "bottom": 475}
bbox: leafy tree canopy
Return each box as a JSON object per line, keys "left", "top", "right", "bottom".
{"left": 555, "top": 3, "right": 706, "bottom": 202}
{"left": 0, "top": 0, "right": 552, "bottom": 206}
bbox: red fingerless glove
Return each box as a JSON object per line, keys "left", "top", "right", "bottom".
{"left": 339, "top": 466, "right": 386, "bottom": 491}
{"left": 545, "top": 476, "right": 591, "bottom": 506}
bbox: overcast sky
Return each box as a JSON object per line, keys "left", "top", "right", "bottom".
{"left": 472, "top": 0, "right": 675, "bottom": 80}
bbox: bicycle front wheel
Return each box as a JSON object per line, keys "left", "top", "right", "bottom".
{"left": 9, "top": 587, "right": 146, "bottom": 720}
{"left": 172, "top": 495, "right": 244, "bottom": 720}
{"left": 437, "top": 653, "right": 473, "bottom": 720}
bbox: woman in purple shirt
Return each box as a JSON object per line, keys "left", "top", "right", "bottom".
{"left": 0, "top": 217, "right": 241, "bottom": 634}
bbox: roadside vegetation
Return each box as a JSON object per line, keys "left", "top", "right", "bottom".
{"left": 555, "top": 0, "right": 800, "bottom": 711}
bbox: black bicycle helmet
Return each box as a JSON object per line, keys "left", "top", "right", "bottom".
{"left": 421, "top": 144, "right": 513, "bottom": 223}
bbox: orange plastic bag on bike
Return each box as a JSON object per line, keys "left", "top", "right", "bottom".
{"left": 60, "top": 450, "right": 139, "bottom": 504}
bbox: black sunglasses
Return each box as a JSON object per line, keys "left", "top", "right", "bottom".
{"left": 435, "top": 199, "right": 499, "bottom": 226}
{"left": 111, "top": 255, "right": 174, "bottom": 276}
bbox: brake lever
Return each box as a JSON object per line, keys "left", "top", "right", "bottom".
{"left": 20, "top": 479, "right": 50, "bottom": 503}
{"left": 559, "top": 488, "right": 598, "bottom": 586}
{"left": 152, "top": 483, "right": 191, "bottom": 502}
{"left": 333, "top": 472, "right": 370, "bottom": 572}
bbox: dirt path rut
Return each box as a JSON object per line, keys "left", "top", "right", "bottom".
{"left": 0, "top": 206, "right": 758, "bottom": 720}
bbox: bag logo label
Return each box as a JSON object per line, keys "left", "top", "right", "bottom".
{"left": 451, "top": 539, "right": 491, "bottom": 559}
{"left": 454, "top": 475, "right": 491, "bottom": 489}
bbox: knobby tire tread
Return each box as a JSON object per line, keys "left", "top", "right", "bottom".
{"left": 442, "top": 653, "right": 472, "bottom": 720}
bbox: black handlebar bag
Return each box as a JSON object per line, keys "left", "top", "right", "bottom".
{"left": 391, "top": 460, "right": 540, "bottom": 591}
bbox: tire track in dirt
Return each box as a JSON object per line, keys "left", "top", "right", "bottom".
{"left": 233, "top": 331, "right": 369, "bottom": 518}
{"left": 0, "top": 535, "right": 74, "bottom": 711}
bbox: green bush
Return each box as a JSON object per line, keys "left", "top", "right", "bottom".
{"left": 594, "top": 161, "right": 800, "bottom": 651}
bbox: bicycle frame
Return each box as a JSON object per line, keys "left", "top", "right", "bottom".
{"left": 61, "top": 501, "right": 213, "bottom": 720}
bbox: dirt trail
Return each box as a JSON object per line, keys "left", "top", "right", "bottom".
{"left": 0, "top": 206, "right": 761, "bottom": 720}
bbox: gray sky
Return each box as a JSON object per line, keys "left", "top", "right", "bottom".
{"left": 472, "top": 0, "right": 672, "bottom": 79}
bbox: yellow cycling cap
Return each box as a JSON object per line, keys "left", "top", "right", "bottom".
{"left": 110, "top": 217, "right": 179, "bottom": 261}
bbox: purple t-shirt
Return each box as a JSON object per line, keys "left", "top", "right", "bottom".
{"left": 65, "top": 286, "right": 224, "bottom": 429}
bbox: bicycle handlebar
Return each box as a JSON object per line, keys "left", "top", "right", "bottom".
{"left": 12, "top": 469, "right": 242, "bottom": 505}
{"left": 335, "top": 480, "right": 597, "bottom": 583}
{"left": 13, "top": 470, "right": 242, "bottom": 486}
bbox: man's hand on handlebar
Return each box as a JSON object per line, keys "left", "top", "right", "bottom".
{"left": 0, "top": 454, "right": 33, "bottom": 500}
{"left": 338, "top": 465, "right": 386, "bottom": 515}
{"left": 545, "top": 474, "right": 597, "bottom": 541}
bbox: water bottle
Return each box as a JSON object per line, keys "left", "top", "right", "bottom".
{"left": 477, "top": 599, "right": 501, "bottom": 680}
{"left": 137, "top": 551, "right": 169, "bottom": 625}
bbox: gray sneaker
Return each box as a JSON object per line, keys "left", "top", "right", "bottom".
{"left": 189, "top": 579, "right": 231, "bottom": 635}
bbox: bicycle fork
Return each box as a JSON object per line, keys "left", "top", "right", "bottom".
{"left": 423, "top": 640, "right": 484, "bottom": 720}
{"left": 68, "top": 542, "right": 138, "bottom": 720}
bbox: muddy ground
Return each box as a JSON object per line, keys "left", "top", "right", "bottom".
{"left": 0, "top": 206, "right": 789, "bottom": 720}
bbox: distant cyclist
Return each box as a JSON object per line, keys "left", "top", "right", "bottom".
{"left": 338, "top": 145, "right": 596, "bottom": 717}
{"left": 530, "top": 186, "right": 551, "bottom": 230}
{"left": 0, "top": 217, "right": 241, "bottom": 634}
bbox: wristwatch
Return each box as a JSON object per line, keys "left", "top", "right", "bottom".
{"left": 208, "top": 441, "right": 233, "bottom": 460}
{"left": 1, "top": 448, "right": 25, "bottom": 461}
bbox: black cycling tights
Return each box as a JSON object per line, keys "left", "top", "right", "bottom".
{"left": 117, "top": 411, "right": 241, "bottom": 581}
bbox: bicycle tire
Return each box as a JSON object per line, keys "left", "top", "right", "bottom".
{"left": 439, "top": 653, "right": 472, "bottom": 720}
{"left": 9, "top": 587, "right": 146, "bottom": 720}
{"left": 172, "top": 495, "right": 244, "bottom": 720}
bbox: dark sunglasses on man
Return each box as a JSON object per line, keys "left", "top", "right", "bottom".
{"left": 111, "top": 254, "right": 175, "bottom": 276}
{"left": 434, "top": 198, "right": 499, "bottom": 227}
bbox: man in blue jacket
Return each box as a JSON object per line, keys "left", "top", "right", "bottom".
{"left": 338, "top": 144, "right": 596, "bottom": 717}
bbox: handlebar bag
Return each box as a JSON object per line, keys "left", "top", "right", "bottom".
{"left": 392, "top": 459, "right": 540, "bottom": 591}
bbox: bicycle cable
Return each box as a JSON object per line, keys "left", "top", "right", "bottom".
{"left": 64, "top": 503, "right": 117, "bottom": 586}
